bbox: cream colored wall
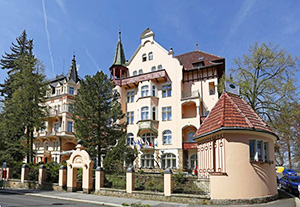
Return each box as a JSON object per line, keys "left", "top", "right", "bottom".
{"left": 210, "top": 132, "right": 277, "bottom": 200}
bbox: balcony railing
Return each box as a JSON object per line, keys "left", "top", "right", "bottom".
{"left": 114, "top": 69, "right": 169, "bottom": 87}
{"left": 181, "top": 90, "right": 200, "bottom": 99}
{"left": 137, "top": 120, "right": 158, "bottom": 136}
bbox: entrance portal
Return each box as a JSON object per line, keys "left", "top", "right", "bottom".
{"left": 66, "top": 140, "right": 94, "bottom": 193}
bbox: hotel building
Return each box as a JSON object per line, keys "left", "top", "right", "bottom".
{"left": 110, "top": 28, "right": 225, "bottom": 170}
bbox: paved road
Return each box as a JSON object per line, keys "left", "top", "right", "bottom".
{"left": 0, "top": 188, "right": 297, "bottom": 207}
{"left": 0, "top": 190, "right": 109, "bottom": 207}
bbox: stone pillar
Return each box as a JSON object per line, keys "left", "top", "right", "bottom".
{"left": 95, "top": 166, "right": 104, "bottom": 192}
{"left": 38, "top": 164, "right": 46, "bottom": 185}
{"left": 164, "top": 168, "right": 172, "bottom": 196}
{"left": 82, "top": 165, "right": 93, "bottom": 194}
{"left": 59, "top": 165, "right": 67, "bottom": 188}
{"left": 5, "top": 168, "right": 12, "bottom": 180}
{"left": 126, "top": 167, "right": 135, "bottom": 193}
{"left": 21, "top": 164, "right": 29, "bottom": 183}
{"left": 67, "top": 165, "right": 76, "bottom": 192}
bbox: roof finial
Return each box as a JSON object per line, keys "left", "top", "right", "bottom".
{"left": 196, "top": 43, "right": 199, "bottom": 51}
{"left": 119, "top": 25, "right": 121, "bottom": 41}
{"left": 72, "top": 52, "right": 76, "bottom": 62}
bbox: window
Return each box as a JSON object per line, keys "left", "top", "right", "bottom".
{"left": 190, "top": 154, "right": 198, "bottom": 169}
{"left": 152, "top": 107, "right": 156, "bottom": 120}
{"left": 54, "top": 122, "right": 59, "bottom": 132}
{"left": 127, "top": 133, "right": 134, "bottom": 146}
{"left": 141, "top": 107, "right": 149, "bottom": 120}
{"left": 249, "top": 140, "right": 269, "bottom": 162}
{"left": 133, "top": 71, "right": 137, "bottom": 76}
{"left": 141, "top": 154, "right": 154, "bottom": 168}
{"left": 141, "top": 86, "right": 149, "bottom": 97}
{"left": 151, "top": 66, "right": 156, "bottom": 72}
{"left": 57, "top": 105, "right": 61, "bottom": 113}
{"left": 142, "top": 54, "right": 147, "bottom": 62}
{"left": 162, "top": 84, "right": 172, "bottom": 97}
{"left": 45, "top": 142, "right": 49, "bottom": 151}
{"left": 162, "top": 153, "right": 176, "bottom": 168}
{"left": 162, "top": 106, "right": 172, "bottom": 121}
{"left": 152, "top": 85, "right": 156, "bottom": 97}
{"left": 209, "top": 82, "right": 215, "bottom": 95}
{"left": 188, "top": 132, "right": 195, "bottom": 142}
{"left": 52, "top": 141, "right": 59, "bottom": 151}
{"left": 148, "top": 52, "right": 153, "bottom": 61}
{"left": 138, "top": 69, "right": 143, "bottom": 74}
{"left": 141, "top": 133, "right": 155, "bottom": 146}
{"left": 126, "top": 91, "right": 135, "bottom": 103}
{"left": 67, "top": 121, "right": 73, "bottom": 132}
{"left": 68, "top": 103, "right": 73, "bottom": 112}
{"left": 158, "top": 65, "right": 163, "bottom": 70}
{"left": 56, "top": 89, "right": 61, "bottom": 95}
{"left": 127, "top": 111, "right": 134, "bottom": 124}
{"left": 69, "top": 87, "right": 75, "bottom": 95}
{"left": 36, "top": 142, "right": 41, "bottom": 150}
{"left": 163, "top": 130, "right": 172, "bottom": 145}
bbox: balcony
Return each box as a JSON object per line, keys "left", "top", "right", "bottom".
{"left": 137, "top": 120, "right": 158, "bottom": 136}
{"left": 49, "top": 110, "right": 62, "bottom": 117}
{"left": 114, "top": 69, "right": 169, "bottom": 88}
{"left": 181, "top": 90, "right": 200, "bottom": 100}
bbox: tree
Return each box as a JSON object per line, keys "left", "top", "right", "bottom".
{"left": 73, "top": 71, "right": 125, "bottom": 167}
{"left": 231, "top": 42, "right": 299, "bottom": 167}
{"left": 0, "top": 31, "right": 47, "bottom": 164}
{"left": 103, "top": 136, "right": 138, "bottom": 173}
{"left": 232, "top": 42, "right": 298, "bottom": 122}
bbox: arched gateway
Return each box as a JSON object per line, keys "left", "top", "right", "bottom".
{"left": 66, "top": 140, "right": 94, "bottom": 193}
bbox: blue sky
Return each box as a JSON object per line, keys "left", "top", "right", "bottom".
{"left": 0, "top": 0, "right": 300, "bottom": 87}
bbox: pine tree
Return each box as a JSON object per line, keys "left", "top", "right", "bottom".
{"left": 73, "top": 71, "right": 125, "bottom": 167}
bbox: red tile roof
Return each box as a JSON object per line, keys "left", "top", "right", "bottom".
{"left": 175, "top": 50, "right": 224, "bottom": 70}
{"left": 194, "top": 93, "right": 277, "bottom": 139}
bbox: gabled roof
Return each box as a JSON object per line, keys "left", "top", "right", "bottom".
{"left": 194, "top": 92, "right": 277, "bottom": 139}
{"left": 175, "top": 50, "right": 224, "bottom": 70}
{"left": 111, "top": 30, "right": 126, "bottom": 68}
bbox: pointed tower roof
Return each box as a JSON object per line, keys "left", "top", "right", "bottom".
{"left": 194, "top": 93, "right": 277, "bottom": 139}
{"left": 111, "top": 29, "right": 126, "bottom": 68}
{"left": 67, "top": 54, "right": 79, "bottom": 83}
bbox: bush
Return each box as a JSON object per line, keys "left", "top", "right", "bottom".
{"left": 104, "top": 174, "right": 126, "bottom": 189}
{"left": 45, "top": 161, "right": 61, "bottom": 183}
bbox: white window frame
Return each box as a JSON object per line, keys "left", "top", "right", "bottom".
{"left": 148, "top": 52, "right": 153, "bottom": 61}
{"left": 138, "top": 69, "right": 143, "bottom": 74}
{"left": 141, "top": 85, "right": 149, "bottom": 97}
{"left": 161, "top": 153, "right": 176, "bottom": 169}
{"left": 142, "top": 54, "right": 147, "bottom": 62}
{"left": 151, "top": 66, "right": 156, "bottom": 72}
{"left": 127, "top": 133, "right": 134, "bottom": 146}
{"left": 162, "top": 83, "right": 172, "bottom": 98}
{"left": 69, "top": 86, "right": 75, "bottom": 95}
{"left": 141, "top": 106, "right": 149, "bottom": 120}
{"left": 162, "top": 130, "right": 172, "bottom": 145}
{"left": 141, "top": 154, "right": 155, "bottom": 168}
{"left": 249, "top": 139, "right": 269, "bottom": 162}
{"left": 188, "top": 131, "right": 195, "bottom": 142}
{"left": 158, "top": 65, "right": 163, "bottom": 70}
{"left": 126, "top": 111, "right": 134, "bottom": 124}
{"left": 126, "top": 90, "right": 135, "bottom": 103}
{"left": 67, "top": 121, "right": 73, "bottom": 132}
{"left": 162, "top": 106, "right": 172, "bottom": 121}
{"left": 133, "top": 71, "right": 137, "bottom": 76}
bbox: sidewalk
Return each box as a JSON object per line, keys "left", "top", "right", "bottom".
{"left": 1, "top": 188, "right": 297, "bottom": 207}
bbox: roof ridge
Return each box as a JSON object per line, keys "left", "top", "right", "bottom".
{"left": 226, "top": 93, "right": 254, "bottom": 128}
{"left": 240, "top": 97, "right": 269, "bottom": 128}
{"left": 175, "top": 50, "right": 223, "bottom": 59}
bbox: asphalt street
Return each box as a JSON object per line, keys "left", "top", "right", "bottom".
{"left": 0, "top": 191, "right": 109, "bottom": 207}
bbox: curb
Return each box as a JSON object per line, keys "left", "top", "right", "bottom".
{"left": 278, "top": 189, "right": 300, "bottom": 207}
{"left": 25, "top": 193, "right": 123, "bottom": 207}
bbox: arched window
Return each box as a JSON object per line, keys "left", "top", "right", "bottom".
{"left": 127, "top": 133, "right": 134, "bottom": 146}
{"left": 163, "top": 130, "right": 172, "bottom": 145}
{"left": 133, "top": 71, "right": 137, "bottom": 76}
{"left": 141, "top": 133, "right": 155, "bottom": 146}
{"left": 141, "top": 154, "right": 154, "bottom": 168}
{"left": 162, "top": 153, "right": 176, "bottom": 168}
{"left": 151, "top": 66, "right": 156, "bottom": 72}
{"left": 148, "top": 52, "right": 153, "bottom": 61}
{"left": 158, "top": 65, "right": 163, "bottom": 70}
{"left": 141, "top": 107, "right": 149, "bottom": 120}
{"left": 138, "top": 69, "right": 143, "bottom": 74}
{"left": 141, "top": 85, "right": 149, "bottom": 97}
{"left": 142, "top": 54, "right": 147, "bottom": 62}
{"left": 190, "top": 154, "right": 198, "bottom": 169}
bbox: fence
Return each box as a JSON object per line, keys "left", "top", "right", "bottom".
{"left": 134, "top": 173, "right": 164, "bottom": 192}
{"left": 173, "top": 174, "right": 209, "bottom": 195}
{"left": 103, "top": 173, "right": 126, "bottom": 189}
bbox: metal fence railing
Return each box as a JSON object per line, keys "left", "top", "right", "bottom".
{"left": 134, "top": 173, "right": 164, "bottom": 192}
{"left": 173, "top": 174, "right": 210, "bottom": 195}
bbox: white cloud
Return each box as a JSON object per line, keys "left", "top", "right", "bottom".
{"left": 55, "top": 0, "right": 67, "bottom": 15}
{"left": 85, "top": 48, "right": 101, "bottom": 71}
{"left": 42, "top": 0, "right": 55, "bottom": 77}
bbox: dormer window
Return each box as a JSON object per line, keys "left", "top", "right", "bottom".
{"left": 151, "top": 66, "right": 156, "bottom": 72}
{"left": 142, "top": 54, "right": 147, "bottom": 62}
{"left": 69, "top": 87, "right": 75, "bottom": 95}
{"left": 133, "top": 71, "right": 137, "bottom": 76}
{"left": 148, "top": 52, "right": 153, "bottom": 61}
{"left": 138, "top": 69, "right": 143, "bottom": 74}
{"left": 158, "top": 65, "right": 163, "bottom": 70}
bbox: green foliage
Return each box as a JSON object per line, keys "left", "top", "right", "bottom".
{"left": 103, "top": 135, "right": 138, "bottom": 174}
{"left": 73, "top": 71, "right": 125, "bottom": 167}
{"left": 134, "top": 174, "right": 164, "bottom": 192}
{"left": 27, "top": 163, "right": 39, "bottom": 181}
{"left": 104, "top": 174, "right": 126, "bottom": 189}
{"left": 130, "top": 203, "right": 151, "bottom": 207}
{"left": 45, "top": 161, "right": 61, "bottom": 183}
{"left": 173, "top": 171, "right": 186, "bottom": 185}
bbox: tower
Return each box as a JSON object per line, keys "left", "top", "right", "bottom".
{"left": 110, "top": 29, "right": 128, "bottom": 83}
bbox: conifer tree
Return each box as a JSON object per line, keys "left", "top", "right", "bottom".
{"left": 73, "top": 71, "right": 125, "bottom": 167}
